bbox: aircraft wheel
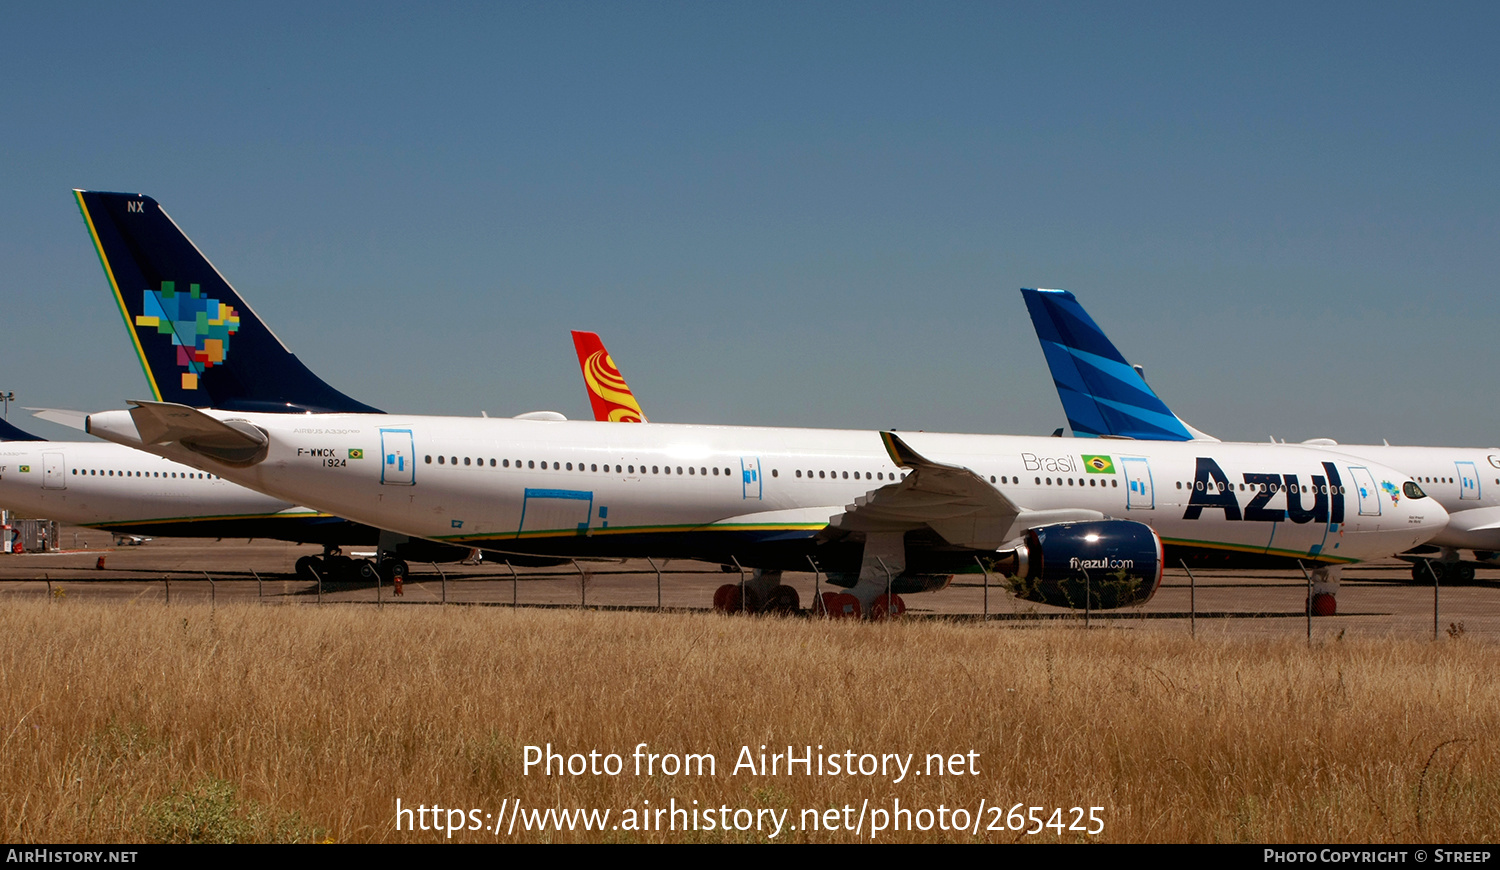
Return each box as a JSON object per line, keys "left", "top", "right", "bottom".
{"left": 358, "top": 560, "right": 379, "bottom": 582}
{"left": 1309, "top": 592, "right": 1337, "bottom": 617}
{"left": 1455, "top": 564, "right": 1476, "bottom": 584}
{"left": 1412, "top": 562, "right": 1436, "bottom": 583}
{"left": 713, "top": 583, "right": 745, "bottom": 614}
{"left": 820, "top": 592, "right": 860, "bottom": 619}
{"left": 870, "top": 593, "right": 906, "bottom": 620}
{"left": 763, "top": 584, "right": 801, "bottom": 615}
{"left": 381, "top": 559, "right": 409, "bottom": 582}
{"left": 323, "top": 555, "right": 354, "bottom": 581}
{"left": 295, "top": 555, "right": 323, "bottom": 582}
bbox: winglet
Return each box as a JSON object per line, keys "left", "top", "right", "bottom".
{"left": 880, "top": 431, "right": 931, "bottom": 468}
{"left": 571, "top": 331, "right": 648, "bottom": 423}
{"left": 73, "top": 190, "right": 383, "bottom": 415}
{"left": 1020, "top": 288, "right": 1213, "bottom": 441}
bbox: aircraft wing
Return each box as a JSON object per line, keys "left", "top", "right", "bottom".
{"left": 814, "top": 433, "right": 1018, "bottom": 551}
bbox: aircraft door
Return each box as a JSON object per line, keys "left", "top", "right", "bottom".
{"left": 740, "top": 457, "right": 762, "bottom": 500}
{"left": 43, "top": 453, "right": 66, "bottom": 490}
{"left": 1347, "top": 467, "right": 1381, "bottom": 516}
{"left": 1122, "top": 457, "right": 1154, "bottom": 509}
{"left": 1456, "top": 461, "right": 1480, "bottom": 500}
{"left": 380, "top": 429, "right": 415, "bottom": 486}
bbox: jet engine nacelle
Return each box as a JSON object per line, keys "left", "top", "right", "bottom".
{"left": 1006, "top": 520, "right": 1164, "bottom": 609}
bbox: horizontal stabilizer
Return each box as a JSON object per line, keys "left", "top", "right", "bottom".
{"left": 126, "top": 401, "right": 269, "bottom": 466}
{"left": 27, "top": 408, "right": 88, "bottom": 432}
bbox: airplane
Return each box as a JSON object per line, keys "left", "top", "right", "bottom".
{"left": 0, "top": 330, "right": 639, "bottom": 580}
{"left": 0, "top": 413, "right": 466, "bottom": 579}
{"left": 74, "top": 191, "right": 1449, "bottom": 618}
{"left": 1021, "top": 286, "right": 1500, "bottom": 590}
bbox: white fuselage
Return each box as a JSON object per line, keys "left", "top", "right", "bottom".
{"left": 1299, "top": 443, "right": 1500, "bottom": 552}
{"left": 0, "top": 439, "right": 323, "bottom": 535}
{"left": 85, "top": 410, "right": 1448, "bottom": 569}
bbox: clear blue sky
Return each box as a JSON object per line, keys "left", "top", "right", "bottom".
{"left": 3, "top": 2, "right": 1497, "bottom": 446}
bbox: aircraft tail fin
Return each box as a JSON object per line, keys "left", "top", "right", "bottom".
{"left": 0, "top": 417, "right": 44, "bottom": 441}
{"left": 73, "top": 190, "right": 382, "bottom": 414}
{"left": 1020, "top": 288, "right": 1215, "bottom": 441}
{"left": 570, "top": 331, "right": 648, "bottom": 422}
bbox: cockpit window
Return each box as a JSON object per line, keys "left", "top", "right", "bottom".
{"left": 1403, "top": 481, "right": 1427, "bottom": 499}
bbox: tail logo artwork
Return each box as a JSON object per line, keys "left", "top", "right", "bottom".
{"left": 133, "top": 281, "right": 242, "bottom": 391}
{"left": 581, "top": 350, "right": 646, "bottom": 423}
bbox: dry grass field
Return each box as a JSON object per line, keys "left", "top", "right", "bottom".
{"left": 2, "top": 599, "right": 1497, "bottom": 843}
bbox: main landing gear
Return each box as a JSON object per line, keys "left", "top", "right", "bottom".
{"left": 710, "top": 542, "right": 910, "bottom": 621}
{"left": 713, "top": 569, "right": 803, "bottom": 616}
{"left": 1411, "top": 559, "right": 1475, "bottom": 585}
{"left": 295, "top": 547, "right": 409, "bottom": 584}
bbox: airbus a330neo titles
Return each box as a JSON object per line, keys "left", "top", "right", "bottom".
{"left": 75, "top": 191, "right": 1448, "bottom": 617}
{"left": 1022, "top": 286, "right": 1496, "bottom": 610}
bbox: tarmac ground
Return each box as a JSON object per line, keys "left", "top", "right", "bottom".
{"left": 2, "top": 524, "right": 1497, "bottom": 641}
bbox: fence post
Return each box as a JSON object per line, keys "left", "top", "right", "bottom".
{"left": 805, "top": 556, "right": 821, "bottom": 616}
{"left": 1180, "top": 560, "right": 1197, "bottom": 639}
{"left": 975, "top": 555, "right": 990, "bottom": 621}
{"left": 646, "top": 557, "right": 662, "bottom": 611}
{"left": 1297, "top": 561, "right": 1313, "bottom": 645}
{"left": 731, "top": 556, "right": 745, "bottom": 611}
{"left": 572, "top": 559, "right": 587, "bottom": 608}
{"left": 1425, "top": 559, "right": 1441, "bottom": 642}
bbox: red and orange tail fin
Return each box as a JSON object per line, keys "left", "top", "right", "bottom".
{"left": 571, "top": 331, "right": 648, "bottom": 423}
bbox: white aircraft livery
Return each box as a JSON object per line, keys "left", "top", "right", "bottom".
{"left": 0, "top": 415, "right": 469, "bottom": 580}
{"left": 74, "top": 191, "right": 1448, "bottom": 616}
{"left": 1022, "top": 286, "right": 1500, "bottom": 585}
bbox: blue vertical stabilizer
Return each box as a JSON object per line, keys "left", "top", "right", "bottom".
{"left": 75, "top": 191, "right": 382, "bottom": 415}
{"left": 1020, "top": 288, "right": 1197, "bottom": 441}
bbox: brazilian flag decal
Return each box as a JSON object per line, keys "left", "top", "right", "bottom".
{"left": 348, "top": 449, "right": 364, "bottom": 460}
{"left": 1082, "top": 455, "right": 1114, "bottom": 474}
